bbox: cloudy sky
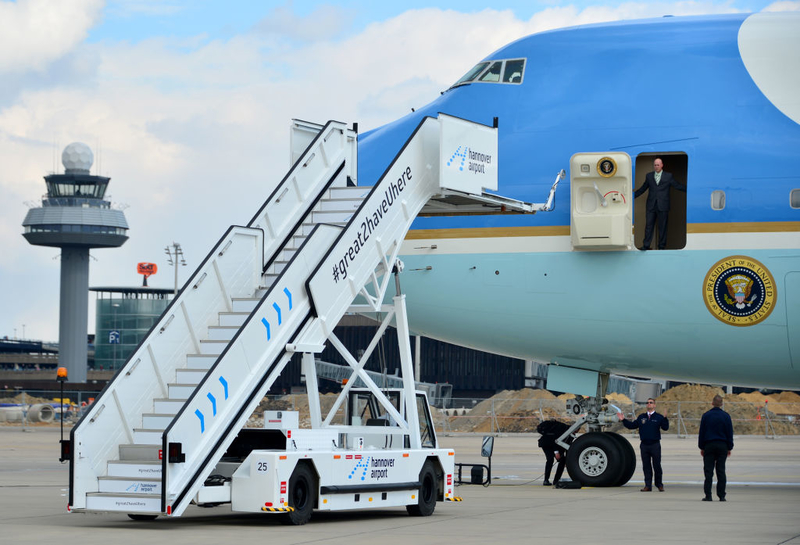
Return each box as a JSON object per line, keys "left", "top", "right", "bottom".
{"left": 1, "top": 0, "right": 796, "bottom": 343}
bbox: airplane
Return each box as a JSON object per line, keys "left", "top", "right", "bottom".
{"left": 353, "top": 11, "right": 800, "bottom": 486}
{"left": 66, "top": 13, "right": 800, "bottom": 518}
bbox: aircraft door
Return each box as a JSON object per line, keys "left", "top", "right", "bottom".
{"left": 569, "top": 152, "right": 633, "bottom": 250}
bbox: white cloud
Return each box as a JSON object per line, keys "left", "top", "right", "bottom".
{"left": 0, "top": 2, "right": 766, "bottom": 341}
{"left": 0, "top": 0, "right": 104, "bottom": 74}
{"left": 254, "top": 2, "right": 355, "bottom": 42}
{"left": 763, "top": 1, "right": 800, "bottom": 11}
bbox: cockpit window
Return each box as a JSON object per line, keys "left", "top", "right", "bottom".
{"left": 503, "top": 59, "right": 525, "bottom": 83}
{"left": 451, "top": 58, "right": 525, "bottom": 88}
{"left": 454, "top": 62, "right": 490, "bottom": 85}
{"left": 478, "top": 61, "right": 503, "bottom": 82}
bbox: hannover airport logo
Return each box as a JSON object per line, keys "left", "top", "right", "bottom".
{"left": 702, "top": 255, "right": 776, "bottom": 327}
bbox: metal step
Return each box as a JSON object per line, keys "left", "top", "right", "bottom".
{"left": 119, "top": 443, "right": 161, "bottom": 462}
{"left": 153, "top": 398, "right": 186, "bottom": 413}
{"left": 310, "top": 210, "right": 356, "bottom": 223}
{"left": 207, "top": 325, "right": 239, "bottom": 341}
{"left": 198, "top": 340, "right": 226, "bottom": 355}
{"left": 132, "top": 429, "right": 162, "bottom": 445}
{"left": 107, "top": 460, "right": 162, "bottom": 478}
{"left": 168, "top": 383, "right": 198, "bottom": 399}
{"left": 231, "top": 298, "right": 259, "bottom": 313}
{"left": 98, "top": 476, "right": 162, "bottom": 495}
{"left": 186, "top": 354, "right": 216, "bottom": 369}
{"left": 219, "top": 312, "right": 248, "bottom": 327}
{"left": 318, "top": 197, "right": 363, "bottom": 211}
{"left": 142, "top": 413, "right": 174, "bottom": 428}
{"left": 85, "top": 492, "right": 161, "bottom": 513}
{"left": 176, "top": 368, "right": 208, "bottom": 383}
{"left": 327, "top": 186, "right": 371, "bottom": 200}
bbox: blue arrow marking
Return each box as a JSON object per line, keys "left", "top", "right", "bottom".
{"left": 273, "top": 302, "right": 282, "bottom": 325}
{"left": 195, "top": 409, "right": 205, "bottom": 433}
{"left": 284, "top": 287, "right": 292, "bottom": 310}
{"left": 261, "top": 317, "right": 271, "bottom": 340}
{"left": 219, "top": 376, "right": 228, "bottom": 399}
{"left": 207, "top": 392, "right": 217, "bottom": 416}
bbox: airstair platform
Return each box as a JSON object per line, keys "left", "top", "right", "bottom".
{"left": 68, "top": 114, "right": 510, "bottom": 517}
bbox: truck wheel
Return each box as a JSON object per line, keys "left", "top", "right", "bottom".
{"left": 281, "top": 463, "right": 316, "bottom": 525}
{"left": 606, "top": 432, "right": 636, "bottom": 486}
{"left": 127, "top": 514, "right": 158, "bottom": 521}
{"left": 566, "top": 432, "right": 625, "bottom": 487}
{"left": 407, "top": 460, "right": 438, "bottom": 517}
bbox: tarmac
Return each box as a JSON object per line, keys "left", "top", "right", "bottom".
{"left": 1, "top": 426, "right": 799, "bottom": 544}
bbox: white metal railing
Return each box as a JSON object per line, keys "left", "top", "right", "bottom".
{"left": 247, "top": 120, "right": 356, "bottom": 269}
{"left": 162, "top": 224, "right": 342, "bottom": 515}
{"left": 70, "top": 226, "right": 263, "bottom": 509}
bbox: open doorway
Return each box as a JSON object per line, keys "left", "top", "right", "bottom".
{"left": 633, "top": 153, "right": 688, "bottom": 250}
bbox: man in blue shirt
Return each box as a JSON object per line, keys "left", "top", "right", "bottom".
{"left": 698, "top": 394, "right": 734, "bottom": 502}
{"left": 617, "top": 398, "right": 669, "bottom": 491}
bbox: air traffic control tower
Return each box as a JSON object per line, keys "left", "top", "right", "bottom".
{"left": 22, "top": 143, "right": 129, "bottom": 382}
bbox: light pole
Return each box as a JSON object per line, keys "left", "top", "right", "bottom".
{"left": 164, "top": 242, "right": 187, "bottom": 295}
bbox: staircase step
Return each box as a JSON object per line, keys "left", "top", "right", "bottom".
{"left": 207, "top": 325, "right": 239, "bottom": 341}
{"left": 168, "top": 383, "right": 198, "bottom": 399}
{"left": 311, "top": 210, "right": 355, "bottom": 223}
{"left": 266, "top": 260, "right": 288, "bottom": 276}
{"left": 198, "top": 340, "right": 226, "bottom": 355}
{"left": 231, "top": 298, "right": 259, "bottom": 313}
{"left": 318, "top": 197, "right": 363, "bottom": 211}
{"left": 328, "top": 186, "right": 371, "bottom": 199}
{"left": 153, "top": 398, "right": 186, "bottom": 413}
{"left": 120, "top": 444, "right": 161, "bottom": 462}
{"left": 142, "top": 413, "right": 174, "bottom": 428}
{"left": 133, "top": 429, "right": 163, "bottom": 445}
{"left": 176, "top": 368, "right": 208, "bottom": 383}
{"left": 219, "top": 312, "right": 249, "bottom": 327}
{"left": 186, "top": 354, "right": 216, "bottom": 369}
{"left": 85, "top": 492, "right": 161, "bottom": 513}
{"left": 107, "top": 460, "right": 162, "bottom": 478}
{"left": 98, "top": 476, "right": 162, "bottom": 495}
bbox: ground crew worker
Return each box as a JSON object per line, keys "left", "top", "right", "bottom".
{"left": 698, "top": 394, "right": 734, "bottom": 502}
{"left": 617, "top": 398, "right": 669, "bottom": 491}
{"left": 537, "top": 419, "right": 572, "bottom": 486}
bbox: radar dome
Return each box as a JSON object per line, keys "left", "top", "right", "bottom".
{"left": 62, "top": 142, "right": 94, "bottom": 174}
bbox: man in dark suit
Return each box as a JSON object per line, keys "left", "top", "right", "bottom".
{"left": 698, "top": 394, "right": 734, "bottom": 502}
{"left": 634, "top": 157, "right": 686, "bottom": 250}
{"left": 617, "top": 398, "right": 669, "bottom": 491}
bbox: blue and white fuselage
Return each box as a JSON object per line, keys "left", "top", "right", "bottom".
{"left": 357, "top": 13, "right": 800, "bottom": 388}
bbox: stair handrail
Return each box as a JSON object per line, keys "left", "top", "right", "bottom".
{"left": 69, "top": 225, "right": 263, "bottom": 509}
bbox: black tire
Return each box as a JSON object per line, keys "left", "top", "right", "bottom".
{"left": 281, "top": 463, "right": 316, "bottom": 525}
{"left": 606, "top": 431, "right": 636, "bottom": 486}
{"left": 566, "top": 432, "right": 625, "bottom": 487}
{"left": 407, "top": 460, "right": 438, "bottom": 517}
{"left": 127, "top": 514, "right": 158, "bottom": 521}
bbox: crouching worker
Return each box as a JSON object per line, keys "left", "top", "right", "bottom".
{"left": 537, "top": 420, "right": 573, "bottom": 486}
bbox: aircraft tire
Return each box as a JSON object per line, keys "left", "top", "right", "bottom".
{"left": 281, "top": 463, "right": 317, "bottom": 525}
{"left": 605, "top": 431, "right": 636, "bottom": 486}
{"left": 566, "top": 432, "right": 625, "bottom": 487}
{"left": 407, "top": 460, "right": 438, "bottom": 517}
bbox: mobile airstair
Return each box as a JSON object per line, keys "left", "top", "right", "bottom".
{"left": 67, "top": 114, "right": 523, "bottom": 518}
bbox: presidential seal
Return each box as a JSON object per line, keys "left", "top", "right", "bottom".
{"left": 597, "top": 157, "right": 617, "bottom": 178}
{"left": 702, "top": 255, "right": 776, "bottom": 326}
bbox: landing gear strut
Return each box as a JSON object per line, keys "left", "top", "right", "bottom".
{"left": 561, "top": 373, "right": 637, "bottom": 487}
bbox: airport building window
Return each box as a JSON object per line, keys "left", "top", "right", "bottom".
{"left": 711, "top": 190, "right": 726, "bottom": 210}
{"left": 451, "top": 59, "right": 526, "bottom": 87}
{"left": 791, "top": 189, "right": 800, "bottom": 209}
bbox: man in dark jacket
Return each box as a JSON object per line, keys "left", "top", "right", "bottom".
{"left": 617, "top": 398, "right": 669, "bottom": 491}
{"left": 699, "top": 394, "right": 734, "bottom": 502}
{"left": 634, "top": 157, "right": 686, "bottom": 250}
{"left": 537, "top": 420, "right": 572, "bottom": 486}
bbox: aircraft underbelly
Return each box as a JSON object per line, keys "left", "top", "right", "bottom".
{"left": 398, "top": 248, "right": 799, "bottom": 388}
